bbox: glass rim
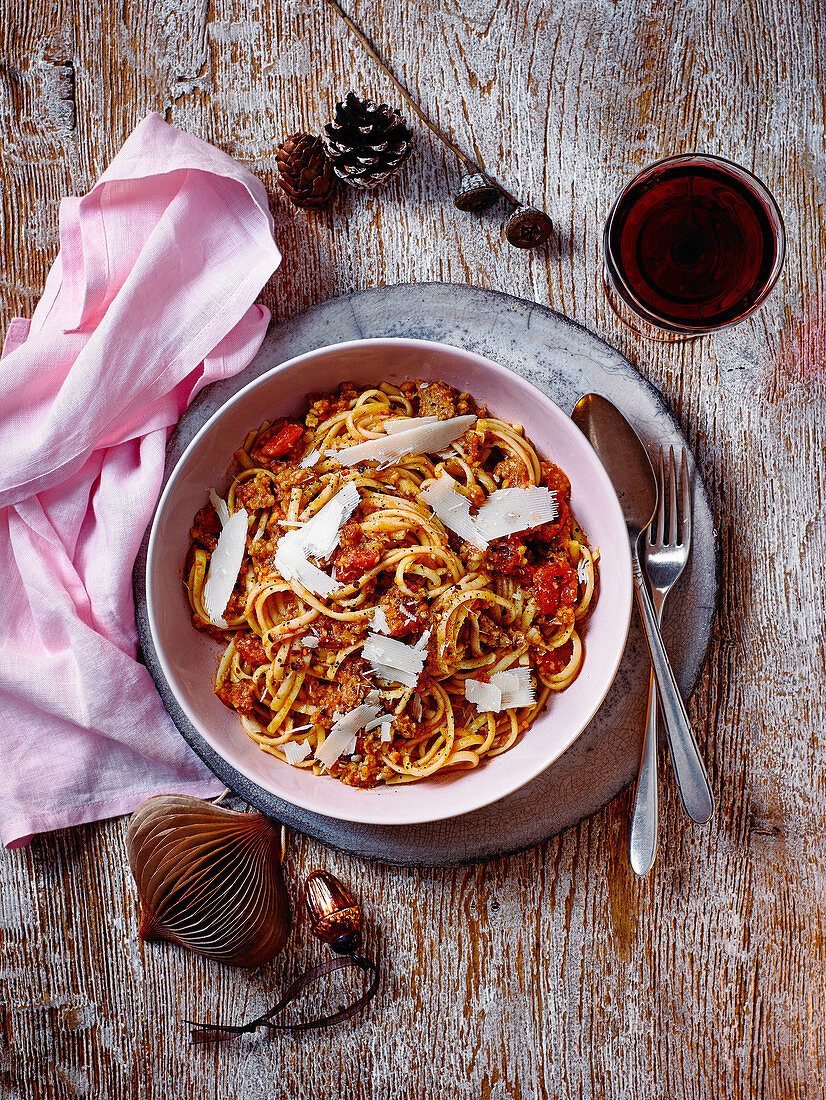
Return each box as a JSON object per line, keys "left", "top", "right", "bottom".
{"left": 603, "top": 152, "right": 786, "bottom": 335}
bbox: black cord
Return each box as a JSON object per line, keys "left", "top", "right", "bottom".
{"left": 188, "top": 954, "right": 380, "bottom": 1044}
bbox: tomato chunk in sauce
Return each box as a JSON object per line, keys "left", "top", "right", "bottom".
{"left": 533, "top": 561, "right": 578, "bottom": 616}
{"left": 259, "top": 423, "right": 303, "bottom": 458}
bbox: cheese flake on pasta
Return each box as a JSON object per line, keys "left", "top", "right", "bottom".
{"left": 421, "top": 474, "right": 488, "bottom": 550}
{"left": 464, "top": 679, "right": 503, "bottom": 712}
{"left": 274, "top": 482, "right": 361, "bottom": 597}
{"left": 315, "top": 703, "right": 382, "bottom": 771}
{"left": 331, "top": 415, "right": 476, "bottom": 467}
{"left": 283, "top": 739, "right": 312, "bottom": 764}
{"left": 361, "top": 632, "right": 427, "bottom": 689}
{"left": 203, "top": 496, "right": 249, "bottom": 628}
{"left": 491, "top": 667, "right": 535, "bottom": 708}
{"left": 475, "top": 487, "right": 558, "bottom": 541}
{"left": 577, "top": 556, "right": 589, "bottom": 584}
{"left": 384, "top": 415, "right": 440, "bottom": 434}
{"left": 299, "top": 448, "right": 321, "bottom": 468}
{"left": 421, "top": 478, "right": 559, "bottom": 549}
{"left": 299, "top": 480, "right": 361, "bottom": 559}
{"left": 370, "top": 607, "right": 391, "bottom": 634}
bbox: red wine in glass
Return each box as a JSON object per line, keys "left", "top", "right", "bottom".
{"left": 604, "top": 154, "right": 785, "bottom": 336}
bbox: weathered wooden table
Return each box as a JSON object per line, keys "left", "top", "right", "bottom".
{"left": 2, "top": 2, "right": 824, "bottom": 1097}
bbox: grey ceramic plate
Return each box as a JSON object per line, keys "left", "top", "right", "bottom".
{"left": 134, "top": 283, "right": 718, "bottom": 867}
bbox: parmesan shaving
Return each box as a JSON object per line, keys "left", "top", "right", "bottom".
{"left": 361, "top": 632, "right": 427, "bottom": 689}
{"left": 274, "top": 536, "right": 340, "bottom": 597}
{"left": 380, "top": 721, "right": 393, "bottom": 742}
{"left": 332, "top": 415, "right": 476, "bottom": 467}
{"left": 283, "top": 739, "right": 312, "bottom": 765}
{"left": 464, "top": 679, "right": 503, "bottom": 713}
{"left": 421, "top": 477, "right": 559, "bottom": 549}
{"left": 301, "top": 635, "right": 320, "bottom": 649}
{"left": 299, "top": 448, "right": 321, "bottom": 468}
{"left": 370, "top": 607, "right": 391, "bottom": 634}
{"left": 414, "top": 629, "right": 431, "bottom": 651}
{"left": 273, "top": 482, "right": 361, "bottom": 597}
{"left": 420, "top": 475, "right": 487, "bottom": 550}
{"left": 363, "top": 713, "right": 391, "bottom": 731}
{"left": 475, "top": 487, "right": 558, "bottom": 541}
{"left": 491, "top": 667, "right": 536, "bottom": 708}
{"left": 465, "top": 669, "right": 535, "bottom": 713}
{"left": 314, "top": 703, "right": 381, "bottom": 771}
{"left": 490, "top": 671, "right": 520, "bottom": 693}
{"left": 384, "top": 415, "right": 440, "bottom": 434}
{"left": 203, "top": 498, "right": 249, "bottom": 628}
{"left": 577, "top": 556, "right": 589, "bottom": 584}
{"left": 288, "top": 722, "right": 314, "bottom": 734}
{"left": 209, "top": 488, "right": 230, "bottom": 526}
{"left": 298, "top": 480, "right": 360, "bottom": 559}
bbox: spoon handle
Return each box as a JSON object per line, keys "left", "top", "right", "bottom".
{"left": 631, "top": 553, "right": 715, "bottom": 824}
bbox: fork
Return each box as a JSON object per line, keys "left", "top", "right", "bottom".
{"left": 630, "top": 446, "right": 714, "bottom": 875}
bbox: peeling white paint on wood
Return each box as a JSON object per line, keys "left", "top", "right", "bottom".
{"left": 1, "top": 0, "right": 824, "bottom": 1097}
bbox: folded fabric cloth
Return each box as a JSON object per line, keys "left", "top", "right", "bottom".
{"left": 0, "top": 113, "right": 282, "bottom": 848}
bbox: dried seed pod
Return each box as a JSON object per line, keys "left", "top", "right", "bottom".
{"left": 505, "top": 206, "right": 553, "bottom": 248}
{"left": 126, "top": 794, "right": 290, "bottom": 968}
{"left": 454, "top": 173, "right": 500, "bottom": 213}
{"left": 276, "top": 132, "right": 337, "bottom": 209}
{"left": 304, "top": 870, "right": 362, "bottom": 954}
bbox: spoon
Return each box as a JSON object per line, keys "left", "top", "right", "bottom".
{"left": 571, "top": 394, "right": 715, "bottom": 840}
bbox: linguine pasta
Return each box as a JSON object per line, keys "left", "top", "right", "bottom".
{"left": 185, "top": 380, "right": 598, "bottom": 787}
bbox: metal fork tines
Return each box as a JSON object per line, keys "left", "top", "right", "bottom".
{"left": 630, "top": 446, "right": 713, "bottom": 875}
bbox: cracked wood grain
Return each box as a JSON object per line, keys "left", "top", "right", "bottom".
{"left": 1, "top": 0, "right": 824, "bottom": 1098}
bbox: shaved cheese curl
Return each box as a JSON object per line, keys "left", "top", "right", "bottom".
{"left": 203, "top": 505, "right": 249, "bottom": 627}
{"left": 333, "top": 415, "right": 476, "bottom": 467}
{"left": 315, "top": 704, "right": 382, "bottom": 770}
{"left": 421, "top": 475, "right": 488, "bottom": 549}
{"left": 476, "top": 487, "right": 558, "bottom": 540}
{"left": 464, "top": 679, "right": 503, "bottom": 713}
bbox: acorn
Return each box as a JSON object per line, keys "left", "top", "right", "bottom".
{"left": 505, "top": 206, "right": 553, "bottom": 248}
{"left": 453, "top": 172, "right": 500, "bottom": 213}
{"left": 304, "top": 869, "right": 363, "bottom": 954}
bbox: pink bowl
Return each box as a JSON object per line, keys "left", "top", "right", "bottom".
{"left": 146, "top": 338, "right": 632, "bottom": 825}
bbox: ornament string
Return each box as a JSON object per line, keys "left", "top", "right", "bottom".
{"left": 188, "top": 954, "right": 380, "bottom": 1044}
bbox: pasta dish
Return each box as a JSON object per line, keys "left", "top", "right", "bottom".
{"left": 185, "top": 380, "right": 598, "bottom": 787}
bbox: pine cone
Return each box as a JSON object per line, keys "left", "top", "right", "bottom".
{"left": 276, "top": 133, "right": 337, "bottom": 209}
{"left": 322, "top": 92, "right": 413, "bottom": 189}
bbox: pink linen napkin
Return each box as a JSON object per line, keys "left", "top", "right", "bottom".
{"left": 0, "top": 113, "right": 282, "bottom": 848}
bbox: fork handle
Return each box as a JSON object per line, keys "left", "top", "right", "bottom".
{"left": 631, "top": 552, "right": 715, "bottom": 824}
{"left": 630, "top": 668, "right": 659, "bottom": 874}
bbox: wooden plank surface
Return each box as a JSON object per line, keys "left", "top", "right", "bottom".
{"left": 1, "top": 0, "right": 824, "bottom": 1097}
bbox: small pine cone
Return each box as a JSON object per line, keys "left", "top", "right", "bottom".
{"left": 322, "top": 92, "right": 413, "bottom": 189}
{"left": 276, "top": 133, "right": 337, "bottom": 209}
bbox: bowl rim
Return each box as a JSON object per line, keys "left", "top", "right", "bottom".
{"left": 146, "top": 336, "right": 633, "bottom": 825}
